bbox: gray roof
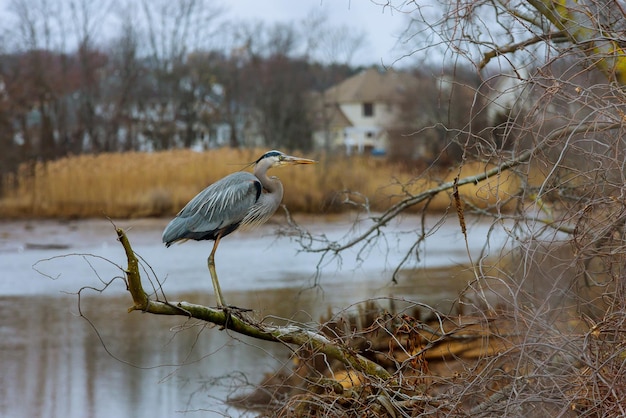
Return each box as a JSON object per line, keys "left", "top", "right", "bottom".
{"left": 323, "top": 67, "right": 417, "bottom": 104}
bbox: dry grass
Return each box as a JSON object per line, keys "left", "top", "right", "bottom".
{"left": 0, "top": 149, "right": 520, "bottom": 219}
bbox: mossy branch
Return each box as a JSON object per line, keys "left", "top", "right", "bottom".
{"left": 115, "top": 227, "right": 391, "bottom": 381}
{"left": 527, "top": 0, "right": 626, "bottom": 85}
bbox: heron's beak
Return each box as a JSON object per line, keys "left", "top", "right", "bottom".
{"left": 282, "top": 155, "right": 317, "bottom": 165}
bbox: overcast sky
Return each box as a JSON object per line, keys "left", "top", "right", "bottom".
{"left": 221, "top": 0, "right": 414, "bottom": 66}
{"left": 0, "top": 0, "right": 418, "bottom": 67}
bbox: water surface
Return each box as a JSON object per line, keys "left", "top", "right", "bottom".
{"left": 0, "top": 215, "right": 508, "bottom": 417}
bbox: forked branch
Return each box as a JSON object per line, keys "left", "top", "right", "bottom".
{"left": 116, "top": 227, "right": 391, "bottom": 381}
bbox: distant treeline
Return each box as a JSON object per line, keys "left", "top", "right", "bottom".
{"left": 0, "top": 47, "right": 359, "bottom": 171}
{"left": 0, "top": 0, "right": 491, "bottom": 195}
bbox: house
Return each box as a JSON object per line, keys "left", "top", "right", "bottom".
{"left": 312, "top": 67, "right": 418, "bottom": 155}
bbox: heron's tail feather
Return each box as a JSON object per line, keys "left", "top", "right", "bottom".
{"left": 162, "top": 218, "right": 188, "bottom": 247}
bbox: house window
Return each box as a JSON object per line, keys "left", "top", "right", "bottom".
{"left": 362, "top": 102, "right": 374, "bottom": 117}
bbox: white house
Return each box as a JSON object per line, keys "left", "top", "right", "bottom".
{"left": 312, "top": 67, "right": 417, "bottom": 155}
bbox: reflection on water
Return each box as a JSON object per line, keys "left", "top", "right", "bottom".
{"left": 0, "top": 216, "right": 507, "bottom": 417}
{"left": 1, "top": 292, "right": 290, "bottom": 418}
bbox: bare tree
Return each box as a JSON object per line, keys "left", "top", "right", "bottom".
{"left": 286, "top": 0, "right": 626, "bottom": 414}
{"left": 300, "top": 8, "right": 367, "bottom": 66}
{"left": 138, "top": 0, "right": 223, "bottom": 150}
{"left": 68, "top": 0, "right": 112, "bottom": 152}
{"left": 217, "top": 21, "right": 316, "bottom": 151}
{"left": 248, "top": 53, "right": 315, "bottom": 149}
{"left": 101, "top": 6, "right": 142, "bottom": 151}
{"left": 388, "top": 65, "right": 488, "bottom": 163}
{"left": 7, "top": 0, "right": 69, "bottom": 160}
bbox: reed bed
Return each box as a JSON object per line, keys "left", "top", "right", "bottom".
{"left": 0, "top": 149, "right": 520, "bottom": 219}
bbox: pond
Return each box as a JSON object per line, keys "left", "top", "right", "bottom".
{"left": 0, "top": 215, "right": 509, "bottom": 417}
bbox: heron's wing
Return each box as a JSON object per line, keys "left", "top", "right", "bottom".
{"left": 162, "top": 172, "right": 261, "bottom": 244}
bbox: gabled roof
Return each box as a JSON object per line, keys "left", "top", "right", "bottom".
{"left": 327, "top": 104, "right": 352, "bottom": 127}
{"left": 308, "top": 90, "right": 353, "bottom": 129}
{"left": 323, "top": 67, "right": 417, "bottom": 104}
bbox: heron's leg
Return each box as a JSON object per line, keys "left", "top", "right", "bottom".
{"left": 208, "top": 235, "right": 226, "bottom": 308}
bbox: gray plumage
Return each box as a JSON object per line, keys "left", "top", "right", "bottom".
{"left": 162, "top": 150, "right": 316, "bottom": 307}
{"left": 162, "top": 171, "right": 276, "bottom": 246}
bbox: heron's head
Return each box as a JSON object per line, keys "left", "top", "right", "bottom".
{"left": 255, "top": 150, "right": 317, "bottom": 169}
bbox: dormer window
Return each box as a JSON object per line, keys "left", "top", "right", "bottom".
{"left": 362, "top": 102, "right": 374, "bottom": 117}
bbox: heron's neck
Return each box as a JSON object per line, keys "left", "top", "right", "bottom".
{"left": 256, "top": 170, "right": 282, "bottom": 194}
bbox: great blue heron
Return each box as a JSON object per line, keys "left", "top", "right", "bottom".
{"left": 162, "top": 150, "right": 316, "bottom": 308}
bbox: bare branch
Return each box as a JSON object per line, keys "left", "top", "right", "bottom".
{"left": 115, "top": 227, "right": 392, "bottom": 381}
{"left": 527, "top": 0, "right": 626, "bottom": 84}
{"left": 303, "top": 122, "right": 621, "bottom": 256}
{"left": 478, "top": 31, "right": 568, "bottom": 69}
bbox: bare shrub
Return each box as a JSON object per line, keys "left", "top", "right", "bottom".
{"left": 277, "top": 1, "right": 626, "bottom": 415}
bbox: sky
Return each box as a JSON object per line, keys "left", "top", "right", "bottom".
{"left": 0, "top": 0, "right": 418, "bottom": 67}
{"left": 220, "top": 0, "right": 415, "bottom": 66}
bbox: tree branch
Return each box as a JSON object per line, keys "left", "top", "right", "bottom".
{"left": 478, "top": 31, "right": 568, "bottom": 70}
{"left": 115, "top": 227, "right": 391, "bottom": 381}
{"left": 303, "top": 122, "right": 621, "bottom": 255}
{"left": 527, "top": 0, "right": 626, "bottom": 85}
